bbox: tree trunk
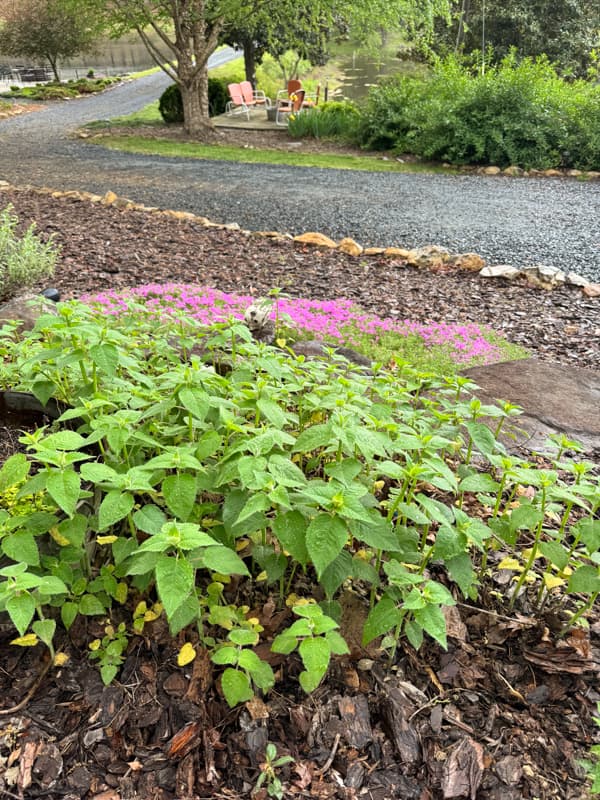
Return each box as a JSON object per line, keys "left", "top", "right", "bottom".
{"left": 243, "top": 38, "right": 257, "bottom": 86}
{"left": 179, "top": 69, "right": 218, "bottom": 139}
{"left": 47, "top": 55, "right": 60, "bottom": 82}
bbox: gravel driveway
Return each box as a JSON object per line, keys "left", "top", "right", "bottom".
{"left": 1, "top": 72, "right": 600, "bottom": 281}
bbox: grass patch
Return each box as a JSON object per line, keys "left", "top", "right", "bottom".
{"left": 90, "top": 133, "right": 451, "bottom": 173}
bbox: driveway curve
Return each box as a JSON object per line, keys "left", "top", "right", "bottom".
{"left": 1, "top": 71, "right": 599, "bottom": 281}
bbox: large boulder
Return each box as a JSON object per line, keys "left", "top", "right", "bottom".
{"left": 0, "top": 292, "right": 58, "bottom": 332}
{"left": 462, "top": 358, "right": 600, "bottom": 454}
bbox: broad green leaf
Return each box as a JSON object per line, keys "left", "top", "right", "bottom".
{"left": 509, "top": 503, "right": 543, "bottom": 533}
{"left": 46, "top": 469, "right": 81, "bottom": 517}
{"left": 324, "top": 459, "right": 362, "bottom": 486}
{"left": 0, "top": 453, "right": 30, "bottom": 492}
{"left": 272, "top": 511, "right": 309, "bottom": 566}
{"left": 221, "top": 668, "right": 253, "bottom": 707}
{"left": 245, "top": 657, "right": 275, "bottom": 692}
{"left": 229, "top": 628, "right": 259, "bottom": 646}
{"left": 201, "top": 545, "right": 250, "bottom": 576}
{"left": 298, "top": 637, "right": 330, "bottom": 692}
{"left": 415, "top": 494, "right": 455, "bottom": 525}
{"left": 195, "top": 430, "right": 222, "bottom": 460}
{"left": 257, "top": 395, "right": 287, "bottom": 428}
{"left": 2, "top": 531, "right": 39, "bottom": 566}
{"left": 432, "top": 525, "right": 466, "bottom": 561}
{"left": 162, "top": 473, "right": 198, "bottom": 521}
{"left": 56, "top": 515, "right": 87, "bottom": 547}
{"left": 32, "top": 619, "right": 56, "bottom": 648}
{"left": 90, "top": 343, "right": 119, "bottom": 376}
{"left": 268, "top": 454, "right": 307, "bottom": 487}
{"left": 350, "top": 514, "right": 400, "bottom": 550}
{"left": 414, "top": 604, "right": 448, "bottom": 649}
{"left": 404, "top": 618, "right": 424, "bottom": 650}
{"left": 78, "top": 594, "right": 106, "bottom": 615}
{"left": 80, "top": 462, "right": 121, "bottom": 484}
{"left": 235, "top": 492, "right": 271, "bottom": 526}
{"left": 459, "top": 473, "right": 501, "bottom": 493}
{"left": 306, "top": 513, "right": 348, "bottom": 578}
{"left": 464, "top": 421, "right": 501, "bottom": 456}
{"left": 35, "top": 576, "right": 68, "bottom": 595}
{"left": 320, "top": 550, "right": 353, "bottom": 598}
{"left": 6, "top": 593, "right": 35, "bottom": 636}
{"left": 133, "top": 505, "right": 168, "bottom": 536}
{"left": 446, "top": 553, "right": 477, "bottom": 597}
{"left": 211, "top": 646, "right": 239, "bottom": 665}
{"left": 271, "top": 633, "right": 298, "bottom": 654}
{"left": 568, "top": 565, "right": 600, "bottom": 594}
{"left": 61, "top": 601, "right": 78, "bottom": 630}
{"left": 362, "top": 595, "right": 401, "bottom": 646}
{"left": 325, "top": 630, "right": 350, "bottom": 655}
{"left": 42, "top": 430, "right": 88, "bottom": 451}
{"left": 539, "top": 541, "right": 570, "bottom": 571}
{"left": 292, "top": 423, "right": 331, "bottom": 453}
{"left": 179, "top": 387, "right": 209, "bottom": 421}
{"left": 155, "top": 555, "right": 194, "bottom": 620}
{"left": 98, "top": 490, "right": 135, "bottom": 531}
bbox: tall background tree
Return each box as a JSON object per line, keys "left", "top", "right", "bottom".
{"left": 435, "top": 0, "right": 600, "bottom": 77}
{"left": 0, "top": 0, "right": 102, "bottom": 81}
{"left": 88, "top": 0, "right": 454, "bottom": 137}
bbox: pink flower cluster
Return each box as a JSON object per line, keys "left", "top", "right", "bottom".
{"left": 82, "top": 284, "right": 501, "bottom": 365}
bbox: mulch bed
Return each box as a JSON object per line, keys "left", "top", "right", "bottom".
{"left": 0, "top": 186, "right": 599, "bottom": 800}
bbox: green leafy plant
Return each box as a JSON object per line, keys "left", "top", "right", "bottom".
{"left": 0, "top": 203, "right": 59, "bottom": 301}
{"left": 89, "top": 620, "right": 129, "bottom": 684}
{"left": 272, "top": 603, "right": 349, "bottom": 692}
{"left": 254, "top": 742, "right": 295, "bottom": 799}
{"left": 0, "top": 298, "right": 597, "bottom": 702}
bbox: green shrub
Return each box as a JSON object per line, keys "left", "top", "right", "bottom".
{"left": 0, "top": 204, "right": 58, "bottom": 301}
{"left": 356, "top": 52, "right": 600, "bottom": 170}
{"left": 288, "top": 101, "right": 361, "bottom": 141}
{"left": 208, "top": 77, "right": 229, "bottom": 116}
{"left": 158, "top": 83, "right": 183, "bottom": 124}
{"left": 158, "top": 79, "right": 234, "bottom": 123}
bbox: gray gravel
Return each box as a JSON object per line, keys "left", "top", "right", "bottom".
{"left": 1, "top": 72, "right": 600, "bottom": 281}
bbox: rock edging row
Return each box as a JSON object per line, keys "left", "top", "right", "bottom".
{"left": 1, "top": 181, "right": 598, "bottom": 299}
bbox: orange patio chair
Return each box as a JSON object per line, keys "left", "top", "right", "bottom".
{"left": 239, "top": 80, "right": 271, "bottom": 109}
{"left": 275, "top": 89, "right": 306, "bottom": 125}
{"left": 225, "top": 82, "right": 249, "bottom": 119}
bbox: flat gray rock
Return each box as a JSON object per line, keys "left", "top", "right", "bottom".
{"left": 462, "top": 358, "right": 600, "bottom": 454}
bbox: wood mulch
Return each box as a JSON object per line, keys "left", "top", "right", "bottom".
{"left": 0, "top": 186, "right": 599, "bottom": 800}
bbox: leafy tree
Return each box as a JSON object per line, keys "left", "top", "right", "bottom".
{"left": 90, "top": 0, "right": 453, "bottom": 138}
{"left": 0, "top": 0, "right": 102, "bottom": 82}
{"left": 436, "top": 0, "right": 600, "bottom": 77}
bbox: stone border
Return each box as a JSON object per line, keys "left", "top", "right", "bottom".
{"left": 1, "top": 181, "right": 598, "bottom": 299}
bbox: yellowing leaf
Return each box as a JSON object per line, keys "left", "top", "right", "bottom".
{"left": 144, "top": 609, "right": 160, "bottom": 622}
{"left": 543, "top": 574, "right": 565, "bottom": 590}
{"left": 115, "top": 582, "right": 128, "bottom": 604}
{"left": 256, "top": 570, "right": 268, "bottom": 582}
{"left": 97, "top": 534, "right": 118, "bottom": 545}
{"left": 134, "top": 601, "right": 148, "bottom": 617}
{"left": 49, "top": 526, "right": 70, "bottom": 546}
{"left": 54, "top": 651, "right": 70, "bottom": 666}
{"left": 211, "top": 573, "right": 231, "bottom": 583}
{"left": 235, "top": 539, "right": 250, "bottom": 552}
{"left": 177, "top": 642, "right": 197, "bottom": 667}
{"left": 247, "top": 617, "right": 260, "bottom": 627}
{"left": 275, "top": 337, "right": 287, "bottom": 348}
{"left": 11, "top": 634, "right": 39, "bottom": 647}
{"left": 89, "top": 638, "right": 101, "bottom": 651}
{"left": 498, "top": 557, "right": 523, "bottom": 571}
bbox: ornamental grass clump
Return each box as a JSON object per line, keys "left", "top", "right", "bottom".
{"left": 0, "top": 204, "right": 58, "bottom": 302}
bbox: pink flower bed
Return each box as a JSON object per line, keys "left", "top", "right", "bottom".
{"left": 82, "top": 283, "right": 501, "bottom": 365}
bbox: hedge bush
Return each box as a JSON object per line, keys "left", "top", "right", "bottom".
{"left": 356, "top": 53, "right": 600, "bottom": 170}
